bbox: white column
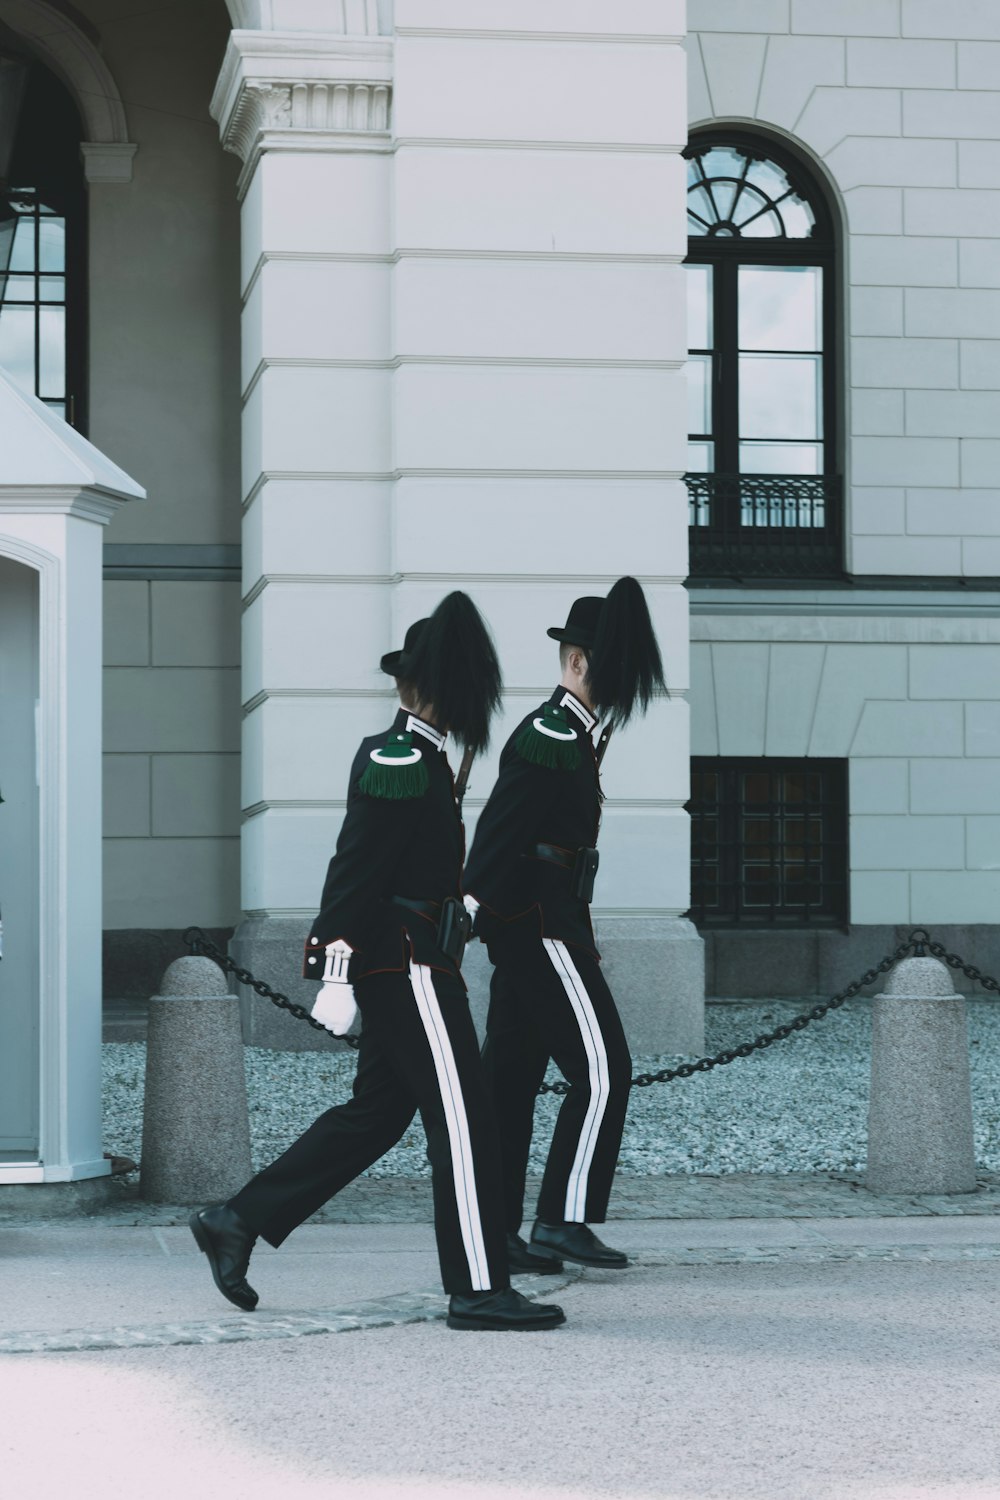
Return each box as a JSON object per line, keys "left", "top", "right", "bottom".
{"left": 390, "top": 0, "right": 702, "bottom": 1049}
{"left": 211, "top": 23, "right": 397, "bottom": 1040}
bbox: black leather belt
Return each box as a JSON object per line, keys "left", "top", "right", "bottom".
{"left": 529, "top": 843, "right": 576, "bottom": 870}
{"left": 388, "top": 895, "right": 441, "bottom": 918}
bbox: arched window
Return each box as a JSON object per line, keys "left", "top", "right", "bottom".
{"left": 684, "top": 132, "right": 840, "bottom": 579}
{"left": 0, "top": 51, "right": 86, "bottom": 429}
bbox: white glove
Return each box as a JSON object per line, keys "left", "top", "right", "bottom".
{"left": 463, "top": 894, "right": 480, "bottom": 918}
{"left": 311, "top": 980, "right": 358, "bottom": 1036}
{"left": 309, "top": 940, "right": 358, "bottom": 1036}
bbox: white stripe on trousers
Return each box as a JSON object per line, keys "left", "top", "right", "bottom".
{"left": 408, "top": 962, "right": 492, "bottom": 1291}
{"left": 542, "top": 938, "right": 612, "bottom": 1224}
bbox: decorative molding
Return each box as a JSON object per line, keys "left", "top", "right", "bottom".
{"left": 80, "top": 142, "right": 138, "bottom": 184}
{"left": 0, "top": 485, "right": 127, "bottom": 521}
{"left": 0, "top": 0, "right": 129, "bottom": 143}
{"left": 225, "top": 0, "right": 385, "bottom": 35}
{"left": 226, "top": 79, "right": 390, "bottom": 162}
{"left": 394, "top": 28, "right": 684, "bottom": 45}
{"left": 212, "top": 31, "right": 393, "bottom": 184}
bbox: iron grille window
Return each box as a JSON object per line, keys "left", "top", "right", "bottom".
{"left": 689, "top": 758, "right": 848, "bottom": 927}
{"left": 684, "top": 131, "right": 841, "bottom": 580}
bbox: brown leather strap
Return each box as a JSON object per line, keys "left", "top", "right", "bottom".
{"left": 455, "top": 747, "right": 475, "bottom": 809}
{"left": 388, "top": 895, "right": 440, "bottom": 918}
{"left": 529, "top": 842, "right": 576, "bottom": 871}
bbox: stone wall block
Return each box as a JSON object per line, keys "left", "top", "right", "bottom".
{"left": 867, "top": 955, "right": 976, "bottom": 1194}
{"left": 140, "top": 957, "right": 253, "bottom": 1202}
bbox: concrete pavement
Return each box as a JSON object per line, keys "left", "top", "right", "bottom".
{"left": 3, "top": 1195, "right": 1000, "bottom": 1499}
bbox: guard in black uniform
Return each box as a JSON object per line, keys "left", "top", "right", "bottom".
{"left": 464, "top": 578, "right": 665, "bottom": 1273}
{"left": 190, "top": 593, "right": 565, "bottom": 1331}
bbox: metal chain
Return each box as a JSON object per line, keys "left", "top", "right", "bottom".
{"left": 182, "top": 928, "right": 361, "bottom": 1050}
{"left": 182, "top": 926, "right": 1000, "bottom": 1096}
{"left": 538, "top": 934, "right": 922, "bottom": 1096}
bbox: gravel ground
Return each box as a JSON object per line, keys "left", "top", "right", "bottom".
{"left": 102, "top": 999, "right": 1000, "bottom": 1178}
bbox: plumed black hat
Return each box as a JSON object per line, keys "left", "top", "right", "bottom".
{"left": 379, "top": 618, "right": 429, "bottom": 677}
{"left": 549, "top": 577, "right": 667, "bottom": 727}
{"left": 381, "top": 594, "right": 503, "bottom": 755}
{"left": 546, "top": 597, "right": 604, "bottom": 649}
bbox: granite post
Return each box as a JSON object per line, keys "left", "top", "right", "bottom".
{"left": 140, "top": 956, "right": 253, "bottom": 1203}
{"left": 867, "top": 955, "right": 976, "bottom": 1195}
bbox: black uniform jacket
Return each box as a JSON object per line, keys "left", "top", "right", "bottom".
{"left": 303, "top": 708, "right": 465, "bottom": 985}
{"left": 464, "top": 687, "right": 601, "bottom": 960}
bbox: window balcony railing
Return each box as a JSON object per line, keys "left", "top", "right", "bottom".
{"left": 686, "top": 472, "right": 843, "bottom": 581}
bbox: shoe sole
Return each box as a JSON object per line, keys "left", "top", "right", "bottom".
{"left": 446, "top": 1311, "right": 567, "bottom": 1331}
{"left": 189, "top": 1211, "right": 259, "bottom": 1312}
{"left": 508, "top": 1259, "right": 565, "bottom": 1276}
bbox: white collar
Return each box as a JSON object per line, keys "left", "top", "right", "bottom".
{"left": 559, "top": 690, "right": 597, "bottom": 734}
{"left": 405, "top": 711, "right": 447, "bottom": 751}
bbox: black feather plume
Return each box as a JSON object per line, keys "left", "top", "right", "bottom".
{"left": 585, "top": 576, "right": 666, "bottom": 727}
{"left": 406, "top": 592, "right": 503, "bottom": 754}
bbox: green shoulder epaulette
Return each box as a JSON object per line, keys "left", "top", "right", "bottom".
{"left": 514, "top": 703, "right": 581, "bottom": 771}
{"left": 359, "top": 730, "right": 430, "bottom": 799}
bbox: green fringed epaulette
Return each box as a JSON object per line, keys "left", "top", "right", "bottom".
{"left": 359, "top": 730, "right": 430, "bottom": 799}
{"left": 514, "top": 703, "right": 581, "bottom": 771}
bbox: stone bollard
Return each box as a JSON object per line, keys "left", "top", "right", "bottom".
{"left": 140, "top": 956, "right": 253, "bottom": 1203}
{"left": 867, "top": 955, "right": 976, "bottom": 1195}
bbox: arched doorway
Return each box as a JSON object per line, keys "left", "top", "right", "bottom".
{"left": 0, "top": 552, "right": 39, "bottom": 1160}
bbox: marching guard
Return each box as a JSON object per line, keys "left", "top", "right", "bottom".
{"left": 464, "top": 577, "right": 665, "bottom": 1274}
{"left": 191, "top": 593, "right": 565, "bottom": 1331}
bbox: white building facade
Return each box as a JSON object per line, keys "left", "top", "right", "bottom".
{"left": 0, "top": 0, "right": 997, "bottom": 1125}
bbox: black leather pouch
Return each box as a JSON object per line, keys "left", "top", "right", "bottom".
{"left": 437, "top": 897, "right": 473, "bottom": 965}
{"left": 572, "top": 847, "right": 600, "bottom": 903}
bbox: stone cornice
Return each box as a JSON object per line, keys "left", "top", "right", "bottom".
{"left": 211, "top": 30, "right": 393, "bottom": 176}
{"left": 0, "top": 486, "right": 133, "bottom": 522}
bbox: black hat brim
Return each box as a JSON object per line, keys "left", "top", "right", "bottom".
{"left": 547, "top": 625, "right": 597, "bottom": 648}
{"left": 380, "top": 649, "right": 412, "bottom": 676}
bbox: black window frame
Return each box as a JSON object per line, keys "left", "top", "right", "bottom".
{"left": 688, "top": 756, "right": 849, "bottom": 929}
{"left": 3, "top": 58, "right": 87, "bottom": 432}
{"left": 685, "top": 129, "right": 842, "bottom": 581}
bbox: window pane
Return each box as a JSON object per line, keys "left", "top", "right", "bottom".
{"left": 740, "top": 211, "right": 784, "bottom": 239}
{"left": 38, "top": 218, "right": 65, "bottom": 272}
{"left": 38, "top": 276, "right": 65, "bottom": 303}
{"left": 685, "top": 355, "right": 712, "bottom": 437}
{"left": 0, "top": 307, "right": 35, "bottom": 393}
{"left": 740, "top": 353, "right": 821, "bottom": 440}
{"left": 687, "top": 441, "right": 714, "bottom": 477}
{"left": 709, "top": 178, "right": 742, "bottom": 222}
{"left": 8, "top": 217, "right": 34, "bottom": 271}
{"left": 699, "top": 146, "right": 747, "bottom": 182}
{"left": 43, "top": 399, "right": 66, "bottom": 420}
{"left": 686, "top": 264, "right": 712, "bottom": 349}
{"left": 779, "top": 197, "right": 815, "bottom": 238}
{"left": 39, "top": 307, "right": 65, "bottom": 397}
{"left": 744, "top": 156, "right": 790, "bottom": 201}
{"left": 732, "top": 184, "right": 770, "bottom": 231}
{"left": 739, "top": 442, "right": 822, "bottom": 476}
{"left": 739, "top": 266, "right": 822, "bottom": 352}
{"left": 3, "top": 274, "right": 34, "bottom": 302}
{"left": 688, "top": 185, "right": 715, "bottom": 226}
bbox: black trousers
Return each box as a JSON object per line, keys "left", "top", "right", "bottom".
{"left": 480, "top": 937, "right": 632, "bottom": 1234}
{"left": 229, "top": 964, "right": 509, "bottom": 1296}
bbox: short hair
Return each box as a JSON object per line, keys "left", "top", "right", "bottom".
{"left": 559, "top": 641, "right": 587, "bottom": 669}
{"left": 395, "top": 678, "right": 418, "bottom": 710}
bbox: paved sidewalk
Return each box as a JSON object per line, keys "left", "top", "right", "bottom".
{"left": 3, "top": 1183, "right": 1000, "bottom": 1498}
